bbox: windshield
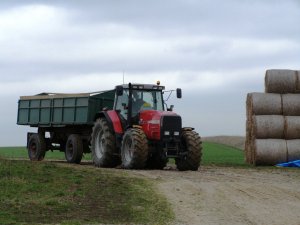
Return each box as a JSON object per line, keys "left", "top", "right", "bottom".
{"left": 132, "top": 90, "right": 164, "bottom": 112}
{"left": 115, "top": 89, "right": 164, "bottom": 118}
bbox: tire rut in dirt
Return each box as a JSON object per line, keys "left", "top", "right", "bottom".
{"left": 91, "top": 118, "right": 120, "bottom": 167}
{"left": 176, "top": 130, "right": 202, "bottom": 171}
{"left": 121, "top": 128, "right": 148, "bottom": 169}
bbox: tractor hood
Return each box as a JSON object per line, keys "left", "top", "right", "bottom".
{"left": 139, "top": 110, "right": 182, "bottom": 140}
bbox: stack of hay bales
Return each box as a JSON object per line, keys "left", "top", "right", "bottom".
{"left": 246, "top": 69, "right": 300, "bottom": 165}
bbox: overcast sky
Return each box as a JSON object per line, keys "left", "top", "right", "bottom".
{"left": 1, "top": 0, "right": 300, "bottom": 146}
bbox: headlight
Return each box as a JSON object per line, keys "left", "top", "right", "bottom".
{"left": 174, "top": 131, "right": 180, "bottom": 136}
{"left": 164, "top": 131, "right": 170, "bottom": 136}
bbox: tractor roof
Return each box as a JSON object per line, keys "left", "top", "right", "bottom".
{"left": 118, "top": 83, "right": 165, "bottom": 90}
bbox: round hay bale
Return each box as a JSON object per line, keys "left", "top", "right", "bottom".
{"left": 247, "top": 93, "right": 282, "bottom": 115}
{"left": 248, "top": 129, "right": 258, "bottom": 165}
{"left": 245, "top": 120, "right": 252, "bottom": 164}
{"left": 282, "top": 94, "right": 300, "bottom": 116}
{"left": 284, "top": 116, "right": 300, "bottom": 139}
{"left": 265, "top": 69, "right": 298, "bottom": 93}
{"left": 252, "top": 115, "right": 284, "bottom": 139}
{"left": 286, "top": 140, "right": 300, "bottom": 161}
{"left": 254, "top": 139, "right": 287, "bottom": 166}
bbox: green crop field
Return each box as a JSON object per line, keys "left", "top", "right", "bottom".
{"left": 202, "top": 142, "right": 247, "bottom": 166}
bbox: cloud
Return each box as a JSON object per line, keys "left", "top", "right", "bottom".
{"left": 0, "top": 0, "right": 300, "bottom": 146}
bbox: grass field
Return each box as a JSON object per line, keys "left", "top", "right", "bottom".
{"left": 0, "top": 142, "right": 246, "bottom": 224}
{"left": 0, "top": 158, "right": 173, "bottom": 225}
{"left": 0, "top": 142, "right": 247, "bottom": 166}
{"left": 0, "top": 146, "right": 92, "bottom": 161}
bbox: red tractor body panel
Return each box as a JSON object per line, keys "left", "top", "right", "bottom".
{"left": 107, "top": 110, "right": 123, "bottom": 134}
{"left": 139, "top": 110, "right": 179, "bottom": 141}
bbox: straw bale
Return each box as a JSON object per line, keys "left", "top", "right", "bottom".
{"left": 247, "top": 93, "right": 282, "bottom": 116}
{"left": 254, "top": 139, "right": 287, "bottom": 166}
{"left": 252, "top": 115, "right": 284, "bottom": 139}
{"left": 286, "top": 140, "right": 300, "bottom": 161}
{"left": 245, "top": 120, "right": 252, "bottom": 163}
{"left": 265, "top": 69, "right": 298, "bottom": 93}
{"left": 244, "top": 117, "right": 255, "bottom": 164}
{"left": 284, "top": 116, "right": 300, "bottom": 139}
{"left": 282, "top": 94, "right": 300, "bottom": 116}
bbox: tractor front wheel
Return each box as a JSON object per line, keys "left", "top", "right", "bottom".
{"left": 121, "top": 128, "right": 148, "bottom": 169}
{"left": 176, "top": 130, "right": 202, "bottom": 171}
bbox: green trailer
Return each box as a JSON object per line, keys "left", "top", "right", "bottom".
{"left": 17, "top": 90, "right": 115, "bottom": 163}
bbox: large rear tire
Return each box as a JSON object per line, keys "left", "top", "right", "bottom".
{"left": 91, "top": 118, "right": 120, "bottom": 167}
{"left": 65, "top": 134, "right": 83, "bottom": 164}
{"left": 121, "top": 128, "right": 148, "bottom": 169}
{"left": 175, "top": 130, "right": 202, "bottom": 171}
{"left": 28, "top": 133, "right": 46, "bottom": 161}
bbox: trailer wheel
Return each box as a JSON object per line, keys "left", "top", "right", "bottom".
{"left": 28, "top": 133, "right": 46, "bottom": 161}
{"left": 175, "top": 130, "right": 202, "bottom": 171}
{"left": 65, "top": 134, "right": 83, "bottom": 164}
{"left": 91, "top": 118, "right": 120, "bottom": 167}
{"left": 121, "top": 128, "right": 148, "bottom": 169}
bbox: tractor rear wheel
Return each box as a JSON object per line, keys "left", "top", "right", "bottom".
{"left": 28, "top": 133, "right": 46, "bottom": 161}
{"left": 176, "top": 130, "right": 202, "bottom": 171}
{"left": 91, "top": 118, "right": 120, "bottom": 167}
{"left": 65, "top": 134, "right": 83, "bottom": 164}
{"left": 121, "top": 128, "right": 148, "bottom": 169}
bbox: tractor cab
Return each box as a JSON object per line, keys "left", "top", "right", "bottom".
{"left": 114, "top": 82, "right": 182, "bottom": 127}
{"left": 114, "top": 83, "right": 165, "bottom": 123}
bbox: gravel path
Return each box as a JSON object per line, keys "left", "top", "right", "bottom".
{"left": 132, "top": 166, "right": 300, "bottom": 225}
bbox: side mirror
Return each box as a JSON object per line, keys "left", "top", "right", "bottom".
{"left": 167, "top": 105, "right": 174, "bottom": 111}
{"left": 116, "top": 85, "right": 124, "bottom": 96}
{"left": 176, "top": 88, "right": 182, "bottom": 98}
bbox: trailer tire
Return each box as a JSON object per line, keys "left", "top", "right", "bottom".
{"left": 175, "top": 130, "right": 202, "bottom": 171}
{"left": 121, "top": 128, "right": 148, "bottom": 169}
{"left": 28, "top": 133, "right": 46, "bottom": 161}
{"left": 91, "top": 118, "right": 120, "bottom": 167}
{"left": 65, "top": 134, "right": 83, "bottom": 164}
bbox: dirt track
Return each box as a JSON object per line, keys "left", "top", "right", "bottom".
{"left": 132, "top": 166, "right": 300, "bottom": 225}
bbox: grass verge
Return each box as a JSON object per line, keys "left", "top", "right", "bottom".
{"left": 0, "top": 158, "right": 173, "bottom": 225}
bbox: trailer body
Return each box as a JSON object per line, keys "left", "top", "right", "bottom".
{"left": 17, "top": 91, "right": 115, "bottom": 127}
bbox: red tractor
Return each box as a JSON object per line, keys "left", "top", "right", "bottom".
{"left": 91, "top": 82, "right": 202, "bottom": 171}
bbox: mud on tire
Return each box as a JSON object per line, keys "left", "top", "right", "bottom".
{"left": 121, "top": 128, "right": 148, "bottom": 169}
{"left": 176, "top": 130, "right": 202, "bottom": 171}
{"left": 28, "top": 133, "right": 46, "bottom": 161}
{"left": 91, "top": 118, "right": 120, "bottom": 167}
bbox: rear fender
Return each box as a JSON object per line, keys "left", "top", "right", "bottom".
{"left": 94, "top": 111, "right": 123, "bottom": 134}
